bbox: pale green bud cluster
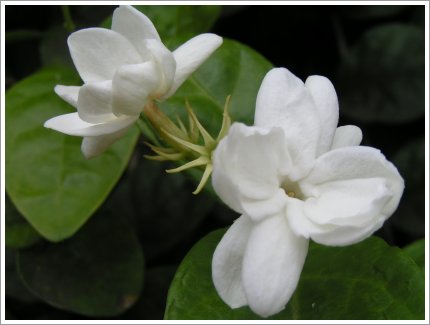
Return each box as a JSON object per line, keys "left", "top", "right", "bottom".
{"left": 142, "top": 97, "right": 231, "bottom": 194}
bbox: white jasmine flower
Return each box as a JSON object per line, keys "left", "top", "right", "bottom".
{"left": 44, "top": 5, "right": 222, "bottom": 158}
{"left": 211, "top": 68, "right": 404, "bottom": 317}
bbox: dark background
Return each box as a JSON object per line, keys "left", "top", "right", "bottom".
{"left": 5, "top": 5, "right": 425, "bottom": 320}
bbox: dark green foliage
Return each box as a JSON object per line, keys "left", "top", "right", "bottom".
{"left": 17, "top": 211, "right": 144, "bottom": 317}
{"left": 338, "top": 24, "right": 424, "bottom": 123}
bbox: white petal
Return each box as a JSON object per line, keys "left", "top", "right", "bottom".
{"left": 77, "top": 80, "right": 115, "bottom": 123}
{"left": 212, "top": 123, "right": 291, "bottom": 221}
{"left": 242, "top": 214, "right": 309, "bottom": 317}
{"left": 285, "top": 197, "right": 330, "bottom": 239}
{"left": 144, "top": 39, "right": 176, "bottom": 96}
{"left": 285, "top": 195, "right": 384, "bottom": 246}
{"left": 302, "top": 146, "right": 404, "bottom": 217}
{"left": 44, "top": 112, "right": 137, "bottom": 137}
{"left": 68, "top": 28, "right": 141, "bottom": 83}
{"left": 305, "top": 75, "right": 339, "bottom": 156}
{"left": 112, "top": 5, "right": 161, "bottom": 59}
{"left": 161, "top": 33, "right": 223, "bottom": 100}
{"left": 54, "top": 85, "right": 80, "bottom": 107}
{"left": 255, "top": 68, "right": 320, "bottom": 180}
{"left": 240, "top": 191, "right": 287, "bottom": 222}
{"left": 298, "top": 146, "right": 404, "bottom": 246}
{"left": 304, "top": 178, "right": 392, "bottom": 227}
{"left": 81, "top": 128, "right": 129, "bottom": 159}
{"left": 310, "top": 216, "right": 386, "bottom": 246}
{"left": 331, "top": 125, "right": 363, "bottom": 149}
{"left": 212, "top": 215, "right": 253, "bottom": 309}
{"left": 112, "top": 61, "right": 160, "bottom": 116}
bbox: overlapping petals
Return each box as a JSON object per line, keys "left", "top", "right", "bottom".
{"left": 211, "top": 67, "right": 404, "bottom": 317}
{"left": 45, "top": 5, "right": 222, "bottom": 158}
{"left": 254, "top": 69, "right": 320, "bottom": 180}
{"left": 212, "top": 124, "right": 291, "bottom": 221}
{"left": 212, "top": 214, "right": 309, "bottom": 318}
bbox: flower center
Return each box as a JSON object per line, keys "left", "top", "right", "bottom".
{"left": 281, "top": 179, "right": 304, "bottom": 200}
{"left": 286, "top": 191, "right": 296, "bottom": 198}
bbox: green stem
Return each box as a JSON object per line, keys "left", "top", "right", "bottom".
{"left": 61, "top": 5, "right": 75, "bottom": 33}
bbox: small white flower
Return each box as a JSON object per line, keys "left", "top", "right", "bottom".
{"left": 44, "top": 5, "right": 222, "bottom": 158}
{"left": 211, "top": 68, "right": 404, "bottom": 317}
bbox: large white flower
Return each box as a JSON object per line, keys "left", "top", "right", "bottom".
{"left": 211, "top": 68, "right": 404, "bottom": 317}
{"left": 44, "top": 5, "right": 222, "bottom": 158}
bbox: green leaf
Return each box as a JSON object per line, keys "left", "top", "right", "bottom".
{"left": 338, "top": 24, "right": 424, "bottom": 123}
{"left": 5, "top": 66, "right": 139, "bottom": 241}
{"left": 165, "top": 229, "right": 424, "bottom": 320}
{"left": 17, "top": 210, "right": 144, "bottom": 317}
{"left": 5, "top": 194, "right": 41, "bottom": 249}
{"left": 404, "top": 239, "right": 424, "bottom": 273}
